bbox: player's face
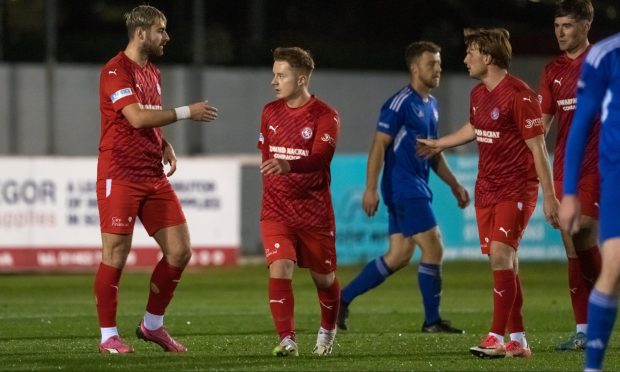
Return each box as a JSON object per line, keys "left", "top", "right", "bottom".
{"left": 143, "top": 18, "right": 170, "bottom": 58}
{"left": 414, "top": 51, "right": 442, "bottom": 89}
{"left": 554, "top": 16, "right": 589, "bottom": 54}
{"left": 271, "top": 61, "right": 305, "bottom": 101}
{"left": 464, "top": 45, "right": 487, "bottom": 80}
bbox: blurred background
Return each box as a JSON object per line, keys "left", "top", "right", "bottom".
{"left": 0, "top": 0, "right": 617, "bottom": 271}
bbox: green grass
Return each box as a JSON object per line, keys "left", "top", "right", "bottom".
{"left": 0, "top": 261, "right": 618, "bottom": 371}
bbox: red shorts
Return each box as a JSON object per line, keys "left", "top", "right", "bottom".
{"left": 260, "top": 220, "right": 337, "bottom": 274}
{"left": 554, "top": 174, "right": 599, "bottom": 219}
{"left": 475, "top": 201, "right": 536, "bottom": 255}
{"left": 97, "top": 178, "right": 186, "bottom": 236}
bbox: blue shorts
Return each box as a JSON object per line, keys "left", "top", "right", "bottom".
{"left": 387, "top": 198, "right": 437, "bottom": 238}
{"left": 600, "top": 171, "right": 620, "bottom": 242}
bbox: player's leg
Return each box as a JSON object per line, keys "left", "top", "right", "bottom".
{"left": 556, "top": 179, "right": 600, "bottom": 351}
{"left": 95, "top": 179, "right": 140, "bottom": 353}
{"left": 96, "top": 233, "right": 134, "bottom": 353}
{"left": 585, "top": 176, "right": 620, "bottom": 371}
{"left": 505, "top": 256, "right": 532, "bottom": 358}
{"left": 261, "top": 221, "right": 298, "bottom": 356}
{"left": 338, "top": 204, "right": 415, "bottom": 330}
{"left": 136, "top": 182, "right": 189, "bottom": 352}
{"left": 338, "top": 233, "right": 414, "bottom": 330}
{"left": 414, "top": 226, "right": 463, "bottom": 333}
{"left": 310, "top": 270, "right": 338, "bottom": 356}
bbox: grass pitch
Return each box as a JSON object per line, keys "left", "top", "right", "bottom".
{"left": 0, "top": 261, "right": 618, "bottom": 371}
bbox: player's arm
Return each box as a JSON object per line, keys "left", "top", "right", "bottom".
{"left": 260, "top": 112, "right": 339, "bottom": 175}
{"left": 538, "top": 68, "right": 556, "bottom": 136}
{"left": 430, "top": 154, "right": 470, "bottom": 209}
{"left": 362, "top": 131, "right": 392, "bottom": 217}
{"left": 121, "top": 101, "right": 218, "bottom": 129}
{"left": 416, "top": 122, "right": 476, "bottom": 159}
{"left": 525, "top": 134, "right": 559, "bottom": 228}
{"left": 161, "top": 138, "right": 177, "bottom": 177}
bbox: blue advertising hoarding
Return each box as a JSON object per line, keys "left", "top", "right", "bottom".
{"left": 331, "top": 154, "right": 565, "bottom": 264}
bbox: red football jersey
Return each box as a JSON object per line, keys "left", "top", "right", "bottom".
{"left": 98, "top": 52, "right": 165, "bottom": 182}
{"left": 539, "top": 50, "right": 600, "bottom": 181}
{"left": 470, "top": 75, "right": 544, "bottom": 207}
{"left": 257, "top": 96, "right": 340, "bottom": 230}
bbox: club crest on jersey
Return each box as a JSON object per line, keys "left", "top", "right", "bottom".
{"left": 301, "top": 127, "right": 313, "bottom": 139}
{"left": 490, "top": 107, "right": 500, "bottom": 120}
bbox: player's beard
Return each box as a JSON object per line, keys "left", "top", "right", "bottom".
{"left": 142, "top": 37, "right": 164, "bottom": 58}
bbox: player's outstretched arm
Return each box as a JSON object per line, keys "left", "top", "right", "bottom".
{"left": 122, "top": 101, "right": 218, "bottom": 129}
{"left": 416, "top": 122, "right": 476, "bottom": 159}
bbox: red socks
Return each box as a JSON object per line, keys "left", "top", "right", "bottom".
{"left": 490, "top": 269, "right": 516, "bottom": 335}
{"left": 317, "top": 279, "right": 340, "bottom": 330}
{"left": 507, "top": 274, "right": 524, "bottom": 333}
{"left": 94, "top": 263, "right": 122, "bottom": 327}
{"left": 146, "top": 258, "right": 184, "bottom": 315}
{"left": 568, "top": 257, "right": 590, "bottom": 324}
{"left": 269, "top": 278, "right": 295, "bottom": 340}
{"left": 576, "top": 246, "right": 602, "bottom": 286}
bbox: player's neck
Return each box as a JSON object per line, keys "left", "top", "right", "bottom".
{"left": 411, "top": 80, "right": 431, "bottom": 100}
{"left": 481, "top": 68, "right": 508, "bottom": 92}
{"left": 565, "top": 41, "right": 590, "bottom": 60}
{"left": 285, "top": 89, "right": 312, "bottom": 109}
{"left": 124, "top": 45, "right": 149, "bottom": 67}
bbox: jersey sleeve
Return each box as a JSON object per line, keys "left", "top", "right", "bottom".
{"left": 564, "top": 51, "right": 611, "bottom": 195}
{"left": 513, "top": 90, "right": 545, "bottom": 140}
{"left": 538, "top": 66, "right": 556, "bottom": 115}
{"left": 257, "top": 107, "right": 269, "bottom": 162}
{"left": 101, "top": 64, "right": 138, "bottom": 112}
{"left": 375, "top": 100, "right": 402, "bottom": 138}
{"left": 288, "top": 111, "right": 340, "bottom": 173}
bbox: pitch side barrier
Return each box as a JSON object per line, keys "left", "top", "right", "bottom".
{"left": 0, "top": 157, "right": 241, "bottom": 271}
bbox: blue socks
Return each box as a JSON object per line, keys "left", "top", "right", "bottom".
{"left": 341, "top": 257, "right": 392, "bottom": 304}
{"left": 585, "top": 289, "right": 618, "bottom": 371}
{"left": 418, "top": 263, "right": 442, "bottom": 325}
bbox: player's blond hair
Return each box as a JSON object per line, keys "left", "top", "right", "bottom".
{"left": 464, "top": 28, "right": 512, "bottom": 69}
{"left": 124, "top": 5, "right": 167, "bottom": 40}
{"left": 273, "top": 47, "right": 315, "bottom": 76}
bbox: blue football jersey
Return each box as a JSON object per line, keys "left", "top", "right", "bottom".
{"left": 377, "top": 85, "right": 439, "bottom": 206}
{"left": 564, "top": 32, "right": 620, "bottom": 195}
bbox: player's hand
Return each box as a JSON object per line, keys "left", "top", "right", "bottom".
{"left": 416, "top": 138, "right": 443, "bottom": 159}
{"left": 260, "top": 158, "right": 291, "bottom": 175}
{"left": 162, "top": 141, "right": 177, "bottom": 177}
{"left": 543, "top": 194, "right": 561, "bottom": 229}
{"left": 451, "top": 184, "right": 470, "bottom": 209}
{"left": 189, "top": 100, "right": 218, "bottom": 122}
{"left": 361, "top": 189, "right": 380, "bottom": 217}
{"left": 559, "top": 195, "right": 581, "bottom": 234}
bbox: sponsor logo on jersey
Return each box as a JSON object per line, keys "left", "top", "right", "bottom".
{"left": 525, "top": 117, "right": 543, "bottom": 128}
{"left": 110, "top": 88, "right": 132, "bottom": 103}
{"left": 556, "top": 97, "right": 577, "bottom": 111}
{"left": 474, "top": 129, "right": 500, "bottom": 143}
{"left": 301, "top": 127, "right": 313, "bottom": 139}
{"left": 378, "top": 121, "right": 390, "bottom": 129}
{"left": 490, "top": 107, "right": 500, "bottom": 120}
{"left": 553, "top": 77, "right": 563, "bottom": 86}
{"left": 268, "top": 125, "right": 278, "bottom": 134}
{"left": 321, "top": 133, "right": 336, "bottom": 147}
{"left": 108, "top": 69, "right": 118, "bottom": 76}
{"left": 269, "top": 145, "right": 309, "bottom": 160}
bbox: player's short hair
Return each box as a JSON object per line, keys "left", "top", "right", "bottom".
{"left": 464, "top": 28, "right": 512, "bottom": 69}
{"left": 405, "top": 41, "right": 441, "bottom": 68}
{"left": 555, "top": 0, "right": 594, "bottom": 23}
{"left": 124, "top": 5, "right": 167, "bottom": 40}
{"left": 273, "top": 47, "right": 315, "bottom": 75}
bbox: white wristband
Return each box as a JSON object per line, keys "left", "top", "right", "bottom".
{"left": 174, "top": 106, "right": 191, "bottom": 120}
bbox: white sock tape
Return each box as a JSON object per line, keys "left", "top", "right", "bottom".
{"left": 174, "top": 106, "right": 190, "bottom": 120}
